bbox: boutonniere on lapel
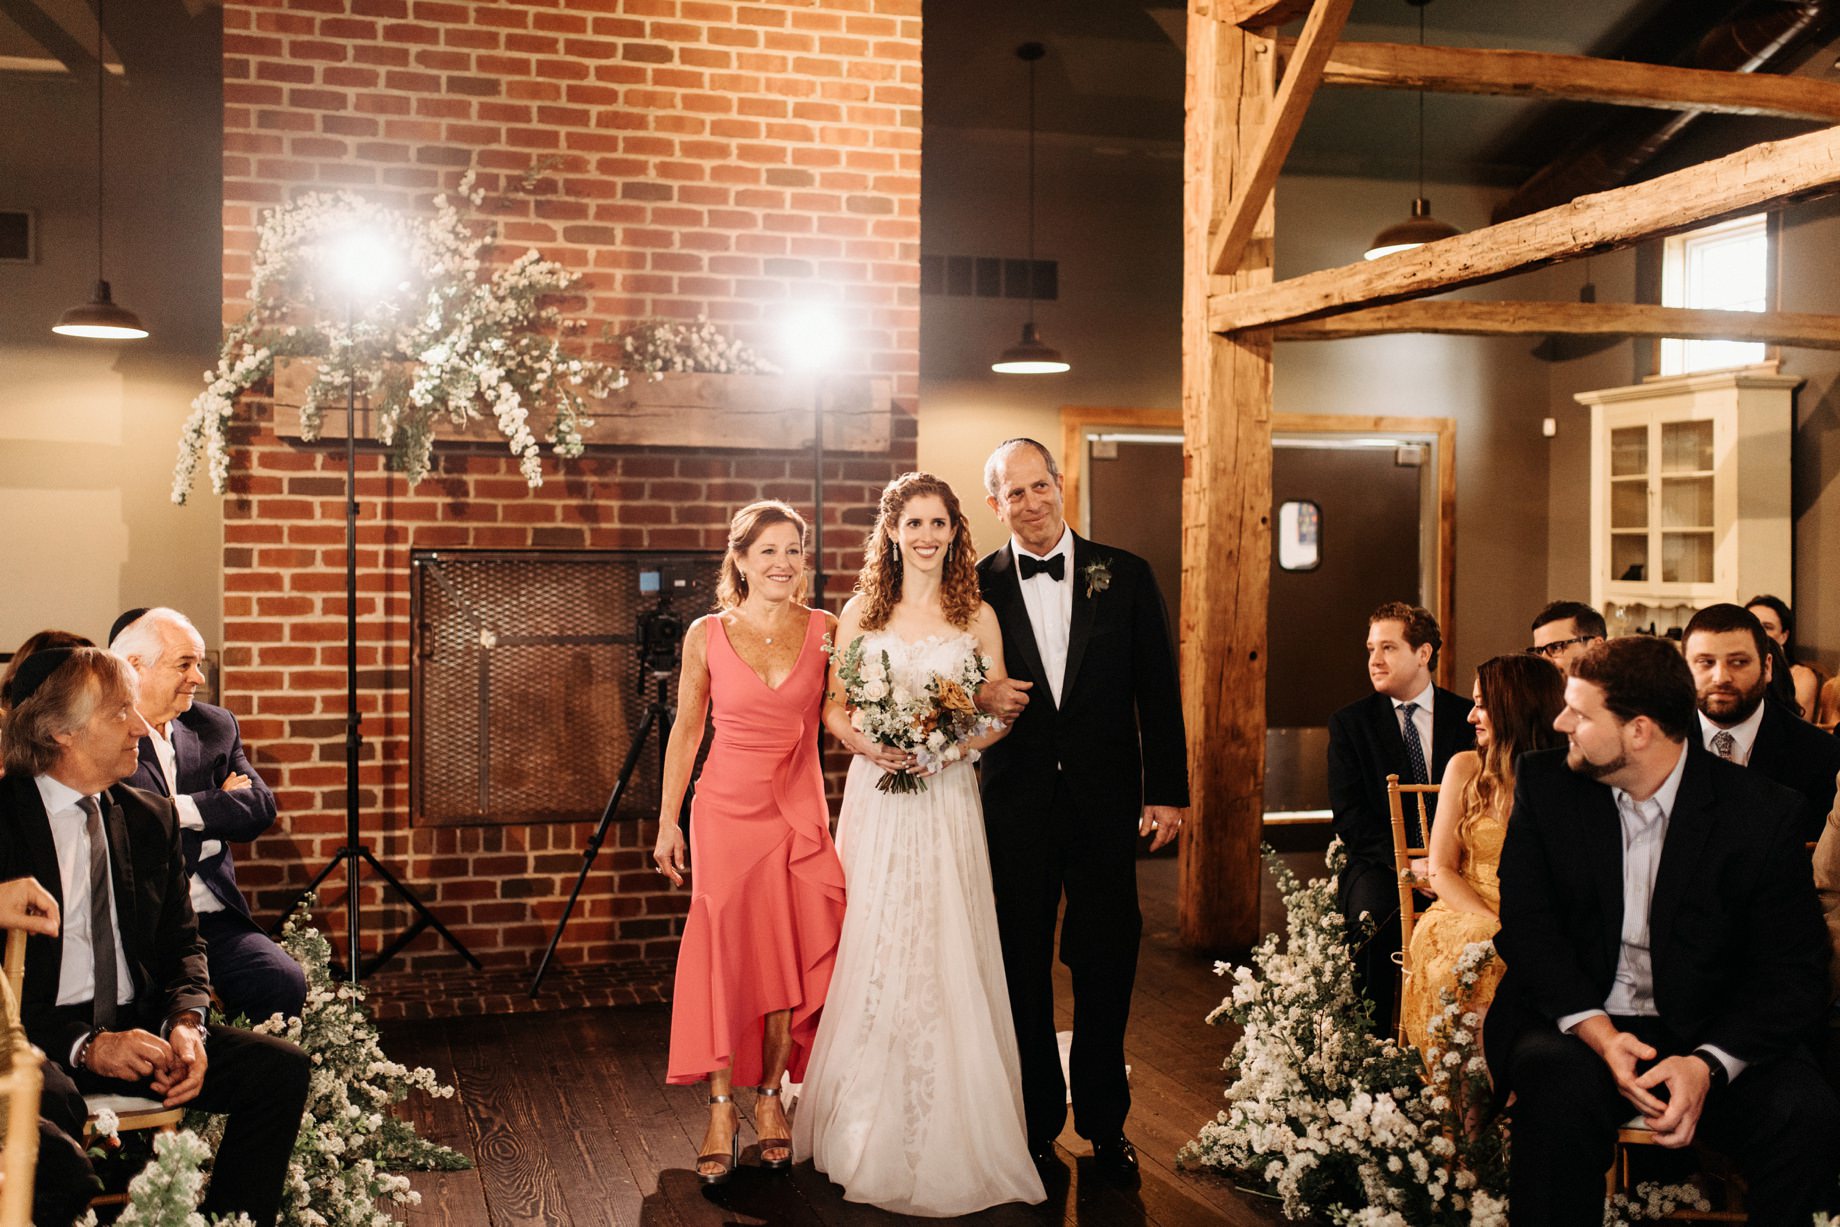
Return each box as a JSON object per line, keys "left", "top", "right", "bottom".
{"left": 1082, "top": 557, "right": 1113, "bottom": 599}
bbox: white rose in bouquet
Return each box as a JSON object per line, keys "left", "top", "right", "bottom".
{"left": 863, "top": 679, "right": 887, "bottom": 701}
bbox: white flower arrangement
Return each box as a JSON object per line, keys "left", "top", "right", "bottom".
{"left": 171, "top": 172, "right": 772, "bottom": 504}
{"left": 75, "top": 1130, "right": 256, "bottom": 1227}
{"left": 825, "top": 634, "right": 998, "bottom": 794}
{"left": 187, "top": 901, "right": 467, "bottom": 1227}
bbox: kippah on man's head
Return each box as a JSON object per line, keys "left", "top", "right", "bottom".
{"left": 108, "top": 607, "right": 151, "bottom": 649}
{"left": 2, "top": 646, "right": 79, "bottom": 709}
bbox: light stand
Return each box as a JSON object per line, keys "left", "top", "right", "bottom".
{"left": 811, "top": 378, "right": 825, "bottom": 607}
{"left": 278, "top": 269, "right": 479, "bottom": 983}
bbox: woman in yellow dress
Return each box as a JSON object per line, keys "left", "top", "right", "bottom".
{"left": 1400, "top": 652, "right": 1564, "bottom": 1055}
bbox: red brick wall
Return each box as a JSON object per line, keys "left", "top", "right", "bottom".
{"left": 216, "top": 0, "right": 920, "bottom": 973}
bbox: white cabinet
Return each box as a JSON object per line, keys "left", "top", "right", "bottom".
{"left": 1575, "top": 364, "right": 1798, "bottom": 634}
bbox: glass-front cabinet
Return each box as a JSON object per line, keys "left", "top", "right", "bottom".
{"left": 1577, "top": 364, "right": 1798, "bottom": 631}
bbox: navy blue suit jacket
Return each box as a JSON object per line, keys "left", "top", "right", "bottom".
{"left": 124, "top": 701, "right": 276, "bottom": 919}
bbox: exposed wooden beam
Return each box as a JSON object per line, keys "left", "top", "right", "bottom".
{"left": 1282, "top": 39, "right": 1840, "bottom": 124}
{"left": 1208, "top": 123, "right": 1840, "bottom": 333}
{"left": 0, "top": 0, "right": 99, "bottom": 77}
{"left": 1181, "top": 11, "right": 1270, "bottom": 953}
{"left": 1212, "top": 0, "right": 1314, "bottom": 28}
{"left": 1208, "top": 0, "right": 1356, "bottom": 276}
{"left": 1275, "top": 301, "right": 1840, "bottom": 349}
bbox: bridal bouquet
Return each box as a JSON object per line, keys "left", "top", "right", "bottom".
{"left": 828, "top": 634, "right": 1000, "bottom": 794}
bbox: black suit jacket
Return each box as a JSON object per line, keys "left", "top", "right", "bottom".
{"left": 976, "top": 535, "right": 1189, "bottom": 822}
{"left": 1327, "top": 687, "right": 1475, "bottom": 866}
{"left": 0, "top": 775, "right": 212, "bottom": 1063}
{"left": 1487, "top": 746, "right": 1826, "bottom": 1088}
{"left": 124, "top": 701, "right": 276, "bottom": 917}
{"left": 1742, "top": 699, "right": 1840, "bottom": 840}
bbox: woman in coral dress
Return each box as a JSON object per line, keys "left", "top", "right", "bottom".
{"left": 652, "top": 500, "right": 855, "bottom": 1184}
{"left": 1399, "top": 652, "right": 1564, "bottom": 1055}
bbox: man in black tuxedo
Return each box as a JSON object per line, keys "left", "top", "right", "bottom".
{"left": 0, "top": 646, "right": 309, "bottom": 1227}
{"left": 110, "top": 608, "right": 306, "bottom": 1023}
{"left": 1683, "top": 603, "right": 1840, "bottom": 834}
{"left": 1326, "top": 602, "right": 1474, "bottom": 1029}
{"left": 975, "top": 438, "right": 1188, "bottom": 1185}
{"left": 1489, "top": 636, "right": 1840, "bottom": 1226}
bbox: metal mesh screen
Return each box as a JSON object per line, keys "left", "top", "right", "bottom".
{"left": 412, "top": 550, "right": 721, "bottom": 826}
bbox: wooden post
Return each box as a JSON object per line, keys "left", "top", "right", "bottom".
{"left": 1179, "top": 9, "right": 1271, "bottom": 953}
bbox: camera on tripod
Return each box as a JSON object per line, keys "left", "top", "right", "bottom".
{"left": 635, "top": 562, "right": 703, "bottom": 681}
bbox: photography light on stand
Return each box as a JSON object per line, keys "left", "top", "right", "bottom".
{"left": 781, "top": 306, "right": 845, "bottom": 609}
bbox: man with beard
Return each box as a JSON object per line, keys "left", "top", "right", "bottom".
{"left": 1488, "top": 636, "right": 1839, "bottom": 1225}
{"left": 1683, "top": 603, "right": 1839, "bottom": 838}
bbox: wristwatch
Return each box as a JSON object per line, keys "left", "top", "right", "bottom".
{"left": 1689, "top": 1047, "right": 1729, "bottom": 1093}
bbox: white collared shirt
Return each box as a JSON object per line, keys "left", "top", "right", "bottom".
{"left": 33, "top": 775, "right": 136, "bottom": 1012}
{"left": 1556, "top": 745, "right": 1744, "bottom": 1081}
{"left": 1696, "top": 703, "right": 1766, "bottom": 767}
{"left": 148, "top": 723, "right": 225, "bottom": 915}
{"left": 1013, "top": 525, "right": 1075, "bottom": 706}
{"left": 1392, "top": 680, "right": 1435, "bottom": 770}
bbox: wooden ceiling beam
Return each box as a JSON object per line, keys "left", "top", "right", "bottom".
{"left": 1275, "top": 301, "right": 1840, "bottom": 349}
{"left": 1279, "top": 38, "right": 1840, "bottom": 124}
{"left": 1209, "top": 0, "right": 1315, "bottom": 28}
{"left": 1207, "top": 0, "right": 1356, "bottom": 276}
{"left": 1208, "top": 123, "right": 1840, "bottom": 333}
{"left": 0, "top": 0, "right": 99, "bottom": 78}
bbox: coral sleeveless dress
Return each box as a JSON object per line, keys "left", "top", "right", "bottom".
{"left": 666, "top": 609, "right": 846, "bottom": 1086}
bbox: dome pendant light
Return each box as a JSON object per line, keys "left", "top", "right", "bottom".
{"left": 54, "top": 0, "right": 146, "bottom": 340}
{"left": 993, "top": 42, "right": 1068, "bottom": 375}
{"left": 1363, "top": 0, "right": 1460, "bottom": 262}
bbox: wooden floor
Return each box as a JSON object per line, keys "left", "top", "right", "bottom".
{"left": 381, "top": 852, "right": 1319, "bottom": 1227}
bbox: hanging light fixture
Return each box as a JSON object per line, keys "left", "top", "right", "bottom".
{"left": 53, "top": 0, "right": 146, "bottom": 340}
{"left": 993, "top": 42, "right": 1068, "bottom": 375}
{"left": 1363, "top": 0, "right": 1460, "bottom": 261}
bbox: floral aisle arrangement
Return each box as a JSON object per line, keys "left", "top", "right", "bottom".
{"left": 188, "top": 903, "right": 467, "bottom": 1227}
{"left": 76, "top": 1130, "right": 255, "bottom": 1227}
{"left": 826, "top": 633, "right": 999, "bottom": 794}
{"left": 171, "top": 174, "right": 773, "bottom": 503}
{"left": 1177, "top": 842, "right": 1510, "bottom": 1225}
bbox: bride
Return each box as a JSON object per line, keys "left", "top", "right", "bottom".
{"left": 794, "top": 472, "right": 1045, "bottom": 1215}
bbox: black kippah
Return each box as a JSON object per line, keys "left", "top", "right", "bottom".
{"left": 108, "top": 608, "right": 150, "bottom": 647}
{"left": 4, "top": 647, "right": 79, "bottom": 708}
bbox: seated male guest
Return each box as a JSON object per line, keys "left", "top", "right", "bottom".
{"left": 1489, "top": 636, "right": 1840, "bottom": 1226}
{"left": 110, "top": 608, "right": 305, "bottom": 1023}
{"left": 1327, "top": 601, "right": 1474, "bottom": 1028}
{"left": 1529, "top": 599, "right": 1606, "bottom": 673}
{"left": 1684, "top": 603, "right": 1840, "bottom": 834}
{"left": 0, "top": 646, "right": 309, "bottom": 1227}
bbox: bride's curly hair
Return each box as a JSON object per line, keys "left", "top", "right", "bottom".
{"left": 855, "top": 472, "right": 982, "bottom": 631}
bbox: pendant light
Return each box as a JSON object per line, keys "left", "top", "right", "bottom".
{"left": 53, "top": 0, "right": 147, "bottom": 340}
{"left": 992, "top": 42, "right": 1068, "bottom": 375}
{"left": 1363, "top": 0, "right": 1460, "bottom": 261}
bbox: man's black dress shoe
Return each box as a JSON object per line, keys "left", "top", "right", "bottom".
{"left": 1090, "top": 1136, "right": 1140, "bottom": 1186}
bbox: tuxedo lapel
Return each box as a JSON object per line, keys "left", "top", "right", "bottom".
{"left": 1060, "top": 534, "right": 1097, "bottom": 703}
{"left": 1368, "top": 693, "right": 1409, "bottom": 776}
{"left": 1745, "top": 704, "right": 1788, "bottom": 777}
{"left": 989, "top": 545, "right": 1055, "bottom": 711}
{"left": 1649, "top": 752, "right": 1714, "bottom": 948}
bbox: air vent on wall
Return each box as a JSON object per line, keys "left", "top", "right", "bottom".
{"left": 0, "top": 210, "right": 34, "bottom": 263}
{"left": 919, "top": 254, "right": 1056, "bottom": 301}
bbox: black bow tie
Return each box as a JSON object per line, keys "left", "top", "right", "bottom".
{"left": 1018, "top": 553, "right": 1065, "bottom": 582}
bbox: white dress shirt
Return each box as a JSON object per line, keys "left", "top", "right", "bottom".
{"left": 1696, "top": 704, "right": 1766, "bottom": 766}
{"left": 1556, "top": 745, "right": 1744, "bottom": 1081}
{"left": 33, "top": 775, "right": 136, "bottom": 1012}
{"left": 1393, "top": 681, "right": 1435, "bottom": 770}
{"left": 148, "top": 722, "right": 225, "bottom": 915}
{"left": 1013, "top": 525, "right": 1075, "bottom": 707}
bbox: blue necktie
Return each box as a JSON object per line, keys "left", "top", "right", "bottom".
{"left": 1399, "top": 702, "right": 1428, "bottom": 786}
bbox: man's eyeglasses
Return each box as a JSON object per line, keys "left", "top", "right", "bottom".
{"left": 1529, "top": 635, "right": 1598, "bottom": 659}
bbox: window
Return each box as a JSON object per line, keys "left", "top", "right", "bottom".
{"left": 1276, "top": 500, "right": 1321, "bottom": 571}
{"left": 1659, "top": 214, "right": 1769, "bottom": 375}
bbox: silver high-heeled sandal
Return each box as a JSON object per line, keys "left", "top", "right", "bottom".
{"left": 697, "top": 1094, "right": 740, "bottom": 1185}
{"left": 755, "top": 1085, "right": 791, "bottom": 1171}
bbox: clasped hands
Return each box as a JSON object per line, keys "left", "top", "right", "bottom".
{"left": 1586, "top": 1021, "right": 1711, "bottom": 1147}
{"left": 85, "top": 1018, "right": 209, "bottom": 1108}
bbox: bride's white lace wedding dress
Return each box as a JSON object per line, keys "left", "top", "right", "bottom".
{"left": 792, "top": 631, "right": 1044, "bottom": 1216}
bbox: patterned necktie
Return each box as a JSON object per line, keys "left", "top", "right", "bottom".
{"left": 1399, "top": 702, "right": 1429, "bottom": 785}
{"left": 1710, "top": 730, "right": 1736, "bottom": 761}
{"left": 78, "top": 796, "right": 121, "bottom": 1029}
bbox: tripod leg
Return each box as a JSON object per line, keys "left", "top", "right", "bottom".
{"left": 358, "top": 848, "right": 483, "bottom": 972}
{"left": 269, "top": 848, "right": 354, "bottom": 938}
{"left": 529, "top": 704, "right": 662, "bottom": 997}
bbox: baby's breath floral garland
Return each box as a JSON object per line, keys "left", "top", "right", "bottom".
{"left": 172, "top": 174, "right": 773, "bottom": 504}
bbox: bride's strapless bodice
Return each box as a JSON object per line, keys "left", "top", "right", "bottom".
{"left": 854, "top": 629, "right": 980, "bottom": 694}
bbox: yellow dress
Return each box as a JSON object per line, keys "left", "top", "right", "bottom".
{"left": 1399, "top": 795, "right": 1508, "bottom": 1054}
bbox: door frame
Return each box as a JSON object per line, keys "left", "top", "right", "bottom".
{"left": 1059, "top": 406, "right": 1459, "bottom": 686}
